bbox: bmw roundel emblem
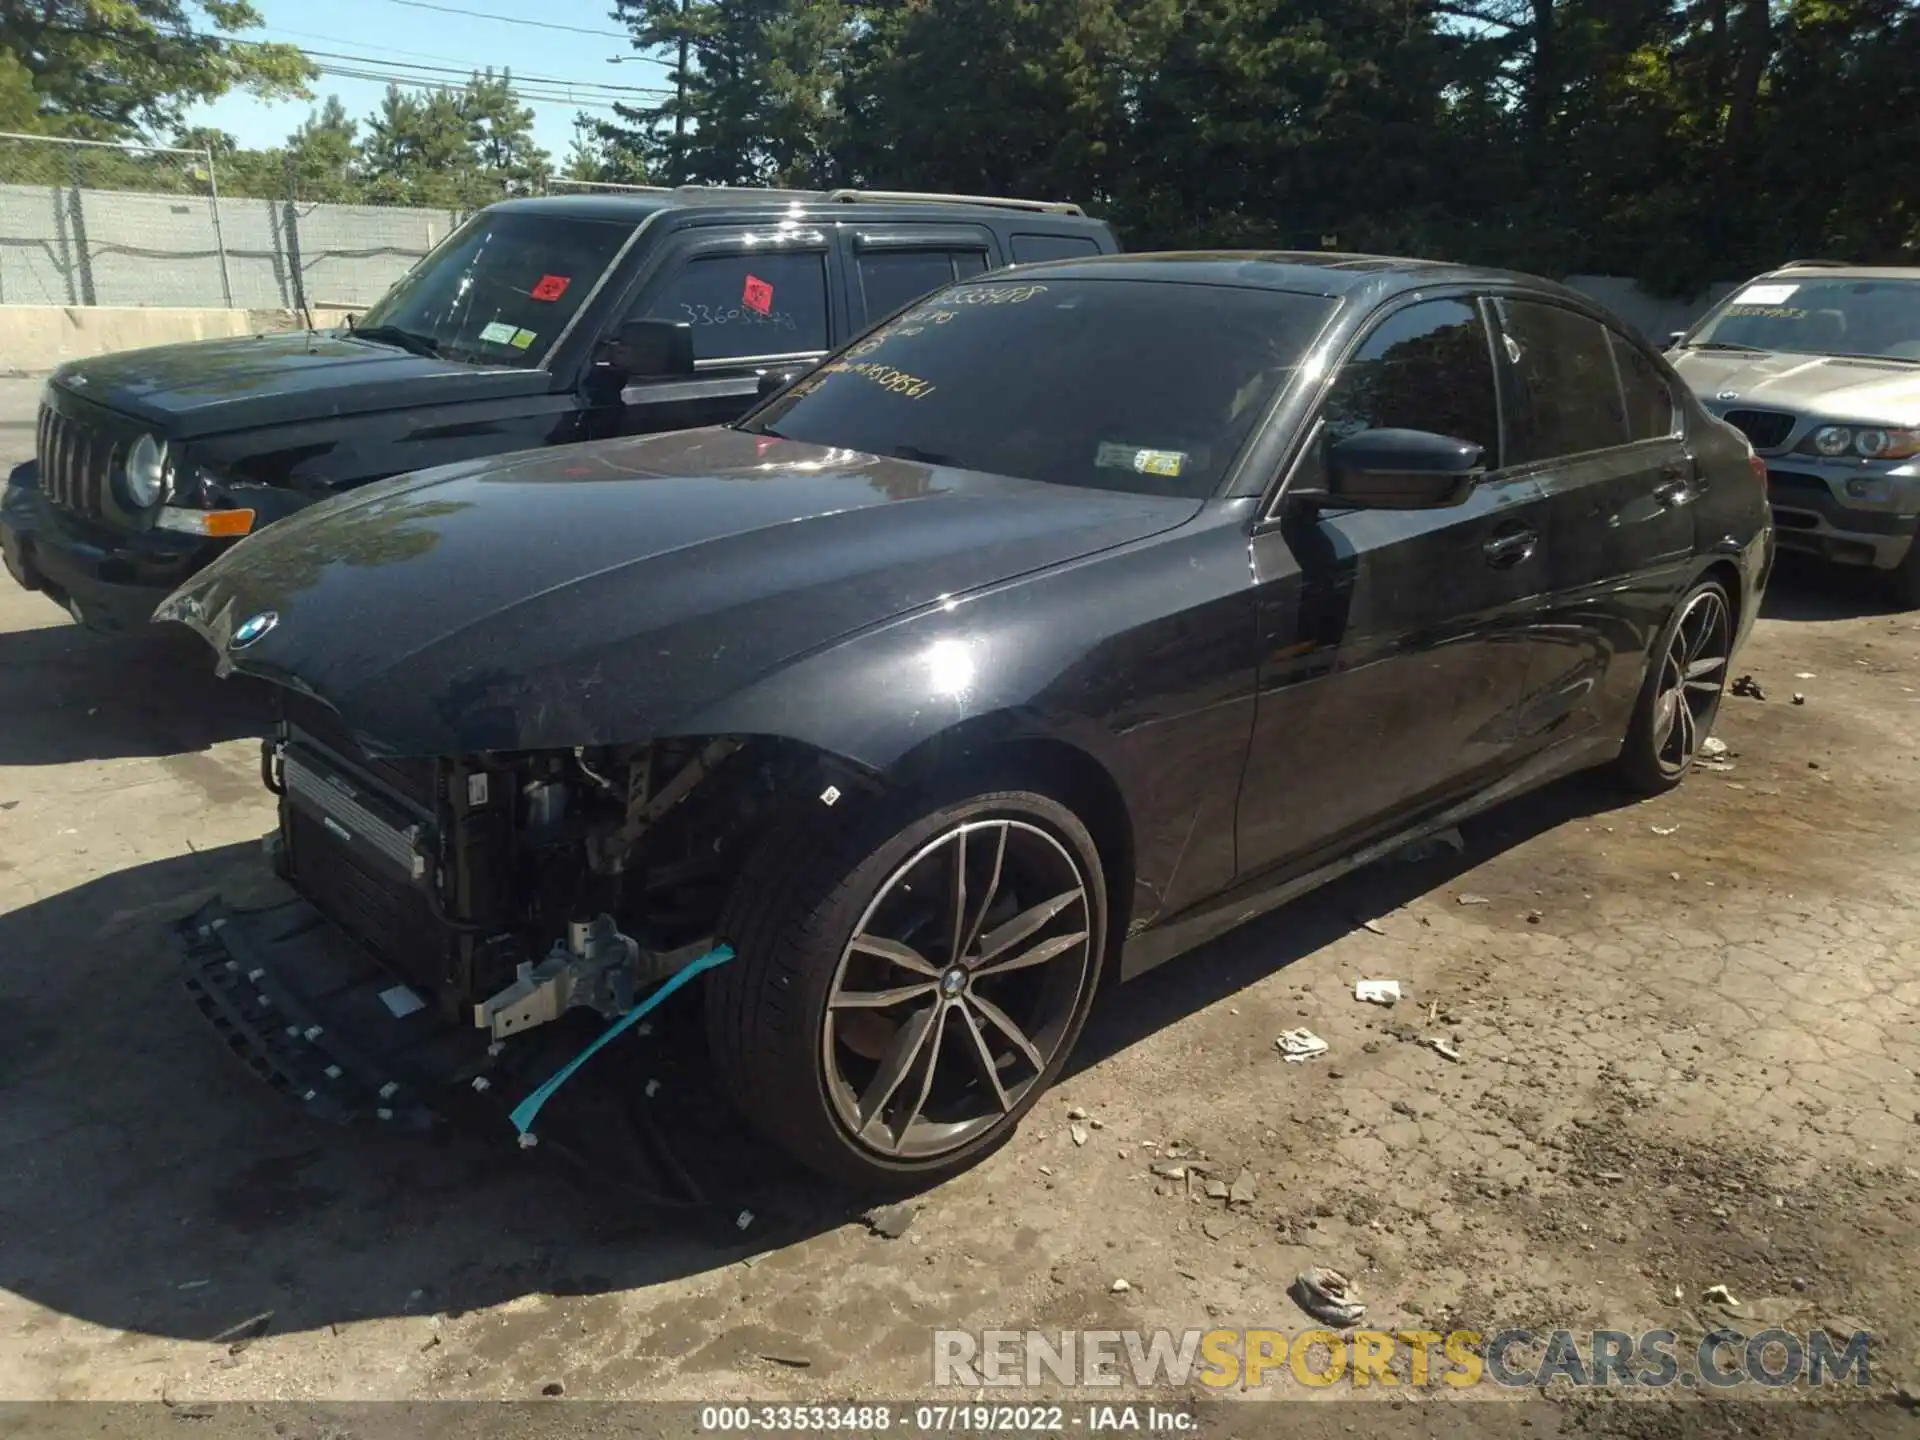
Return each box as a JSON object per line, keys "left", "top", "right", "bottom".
{"left": 1716, "top": 390, "right": 1740, "bottom": 402}
{"left": 231, "top": 610, "right": 278, "bottom": 648}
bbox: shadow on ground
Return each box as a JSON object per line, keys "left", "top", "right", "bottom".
{"left": 1758, "top": 553, "right": 1906, "bottom": 623}
{"left": 0, "top": 768, "right": 1636, "bottom": 1344}
{"left": 0, "top": 618, "right": 272, "bottom": 766}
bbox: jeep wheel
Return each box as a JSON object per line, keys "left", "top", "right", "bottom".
{"left": 706, "top": 782, "right": 1106, "bottom": 1189}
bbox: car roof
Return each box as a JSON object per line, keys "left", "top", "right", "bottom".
{"left": 1766, "top": 263, "right": 1920, "bottom": 282}
{"left": 487, "top": 190, "right": 1111, "bottom": 231}
{"left": 991, "top": 250, "right": 1590, "bottom": 304}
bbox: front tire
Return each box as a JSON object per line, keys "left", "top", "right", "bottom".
{"left": 706, "top": 778, "right": 1107, "bottom": 1189}
{"left": 1614, "top": 577, "right": 1733, "bottom": 795}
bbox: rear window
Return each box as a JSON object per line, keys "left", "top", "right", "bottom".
{"left": 1496, "top": 299, "right": 1631, "bottom": 464}
{"left": 1611, "top": 332, "right": 1677, "bottom": 440}
{"left": 746, "top": 277, "right": 1336, "bottom": 498}
{"left": 857, "top": 249, "right": 989, "bottom": 321}
{"left": 1011, "top": 233, "right": 1103, "bottom": 264}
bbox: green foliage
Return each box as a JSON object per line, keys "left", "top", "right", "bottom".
{"left": 590, "top": 0, "right": 1920, "bottom": 292}
{"left": 0, "top": 0, "right": 312, "bottom": 139}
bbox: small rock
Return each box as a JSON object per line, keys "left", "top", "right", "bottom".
{"left": 760, "top": 1353, "right": 813, "bottom": 1369}
{"left": 1525, "top": 910, "right": 1541, "bottom": 924}
{"left": 1204, "top": 1179, "right": 1230, "bottom": 1200}
{"left": 1090, "top": 1117, "right": 1104, "bottom": 1129}
{"left": 1151, "top": 1162, "right": 1187, "bottom": 1181}
{"left": 1700, "top": 736, "right": 1731, "bottom": 758}
{"left": 1067, "top": 1106, "right": 1088, "bottom": 1121}
{"left": 541, "top": 1381, "right": 565, "bottom": 1397}
{"left": 1456, "top": 893, "right": 1491, "bottom": 906}
{"left": 1791, "top": 1277, "right": 1808, "bottom": 1293}
{"left": 1808, "top": 760, "right": 1821, "bottom": 770}
{"left": 1650, "top": 825, "right": 1678, "bottom": 836}
{"left": 1110, "top": 1278, "right": 1131, "bottom": 1294}
{"left": 1070, "top": 1123, "right": 1089, "bottom": 1147}
{"left": 1391, "top": 1099, "right": 1418, "bottom": 1119}
{"left": 1427, "top": 1037, "right": 1463, "bottom": 1063}
{"left": 1732, "top": 674, "right": 1766, "bottom": 700}
{"left": 863, "top": 1202, "right": 918, "bottom": 1240}
{"left": 1038, "top": 1165, "right": 1053, "bottom": 1177}
{"left": 1792, "top": 693, "right": 1806, "bottom": 705}
{"left": 1229, "top": 1168, "right": 1256, "bottom": 1206}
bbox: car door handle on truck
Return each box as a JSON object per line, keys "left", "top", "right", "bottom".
{"left": 1483, "top": 526, "right": 1538, "bottom": 568}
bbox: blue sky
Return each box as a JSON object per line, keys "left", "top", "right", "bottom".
{"left": 186, "top": 0, "right": 673, "bottom": 162}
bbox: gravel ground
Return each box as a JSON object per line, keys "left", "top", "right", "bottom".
{"left": 2, "top": 390, "right": 1917, "bottom": 1432}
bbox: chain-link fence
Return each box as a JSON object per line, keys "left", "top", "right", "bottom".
{"left": 0, "top": 131, "right": 506, "bottom": 312}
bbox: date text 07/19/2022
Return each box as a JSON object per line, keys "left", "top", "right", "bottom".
{"left": 697, "top": 1403, "right": 1197, "bottom": 1433}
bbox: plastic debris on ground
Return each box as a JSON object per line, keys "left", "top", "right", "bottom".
{"left": 1291, "top": 1267, "right": 1366, "bottom": 1327}
{"left": 1276, "top": 1028, "right": 1330, "bottom": 1063}
{"left": 1703, "top": 1284, "right": 1740, "bottom": 1308}
{"left": 862, "top": 1202, "right": 918, "bottom": 1240}
{"left": 1354, "top": 979, "right": 1401, "bottom": 1007}
{"left": 1456, "top": 893, "right": 1491, "bottom": 906}
{"left": 1427, "top": 1036, "right": 1463, "bottom": 1063}
{"left": 1651, "top": 825, "right": 1678, "bottom": 836}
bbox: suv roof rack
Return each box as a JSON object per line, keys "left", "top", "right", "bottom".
{"left": 1779, "top": 258, "right": 1852, "bottom": 268}
{"left": 822, "top": 187, "right": 1086, "bottom": 217}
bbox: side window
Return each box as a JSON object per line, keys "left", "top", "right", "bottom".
{"left": 857, "top": 249, "right": 988, "bottom": 321}
{"left": 1319, "top": 298, "right": 1500, "bottom": 458}
{"left": 1610, "top": 330, "right": 1678, "bottom": 440}
{"left": 642, "top": 250, "right": 829, "bottom": 361}
{"left": 1495, "top": 299, "right": 1631, "bottom": 463}
{"left": 1010, "top": 233, "right": 1101, "bottom": 264}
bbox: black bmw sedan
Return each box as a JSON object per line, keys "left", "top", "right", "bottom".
{"left": 160, "top": 253, "right": 1771, "bottom": 1189}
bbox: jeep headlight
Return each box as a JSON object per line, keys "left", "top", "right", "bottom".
{"left": 123, "top": 433, "right": 172, "bottom": 508}
{"left": 1811, "top": 426, "right": 1852, "bottom": 457}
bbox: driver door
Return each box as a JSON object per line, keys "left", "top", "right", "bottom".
{"left": 604, "top": 231, "right": 838, "bottom": 437}
{"left": 1236, "top": 295, "right": 1552, "bottom": 879}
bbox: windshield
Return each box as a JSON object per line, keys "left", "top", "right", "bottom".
{"left": 743, "top": 277, "right": 1337, "bottom": 497}
{"left": 1687, "top": 277, "right": 1920, "bottom": 362}
{"left": 350, "top": 210, "right": 634, "bottom": 367}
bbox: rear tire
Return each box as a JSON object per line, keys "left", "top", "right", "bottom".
{"left": 1614, "top": 577, "right": 1733, "bottom": 795}
{"left": 706, "top": 775, "right": 1106, "bottom": 1190}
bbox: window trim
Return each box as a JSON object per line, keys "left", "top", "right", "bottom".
{"left": 1258, "top": 289, "right": 1506, "bottom": 526}
{"left": 631, "top": 237, "right": 836, "bottom": 368}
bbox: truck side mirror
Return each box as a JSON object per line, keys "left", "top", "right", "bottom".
{"left": 595, "top": 319, "right": 695, "bottom": 387}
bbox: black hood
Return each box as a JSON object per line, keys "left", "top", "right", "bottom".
{"left": 158, "top": 427, "right": 1200, "bottom": 756}
{"left": 53, "top": 331, "right": 547, "bottom": 439}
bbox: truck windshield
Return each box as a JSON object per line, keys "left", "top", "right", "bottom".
{"left": 742, "top": 277, "right": 1337, "bottom": 498}
{"left": 349, "top": 211, "right": 634, "bottom": 368}
{"left": 1686, "top": 277, "right": 1920, "bottom": 363}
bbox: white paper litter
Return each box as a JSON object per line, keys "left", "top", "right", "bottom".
{"left": 1276, "top": 1028, "right": 1330, "bottom": 1062}
{"left": 1354, "top": 980, "right": 1402, "bottom": 1006}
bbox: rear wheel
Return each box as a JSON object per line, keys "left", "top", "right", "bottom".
{"left": 706, "top": 780, "right": 1106, "bottom": 1189}
{"left": 1615, "top": 578, "right": 1733, "bottom": 794}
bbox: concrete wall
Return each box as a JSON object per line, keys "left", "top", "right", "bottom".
{"left": 0, "top": 305, "right": 301, "bottom": 375}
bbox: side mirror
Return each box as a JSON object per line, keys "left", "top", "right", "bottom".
{"left": 594, "top": 318, "right": 694, "bottom": 386}
{"left": 1316, "top": 428, "right": 1484, "bottom": 510}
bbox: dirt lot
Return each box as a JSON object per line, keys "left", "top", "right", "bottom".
{"left": 2, "top": 385, "right": 1917, "bottom": 1429}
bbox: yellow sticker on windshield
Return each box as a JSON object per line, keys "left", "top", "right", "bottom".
{"left": 510, "top": 328, "right": 538, "bottom": 349}
{"left": 1097, "top": 442, "right": 1186, "bottom": 478}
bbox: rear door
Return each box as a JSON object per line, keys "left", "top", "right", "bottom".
{"left": 1487, "top": 297, "right": 1697, "bottom": 746}
{"left": 844, "top": 224, "right": 997, "bottom": 328}
{"left": 1238, "top": 295, "right": 1552, "bottom": 877}
{"left": 611, "top": 228, "right": 837, "bottom": 435}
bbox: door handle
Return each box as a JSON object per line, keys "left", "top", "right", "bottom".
{"left": 1654, "top": 456, "right": 1704, "bottom": 507}
{"left": 1483, "top": 527, "right": 1538, "bottom": 567}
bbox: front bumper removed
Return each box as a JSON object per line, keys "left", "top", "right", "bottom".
{"left": 169, "top": 896, "right": 772, "bottom": 1219}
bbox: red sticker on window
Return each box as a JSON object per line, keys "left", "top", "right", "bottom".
{"left": 530, "top": 274, "right": 570, "bottom": 301}
{"left": 742, "top": 274, "right": 773, "bottom": 315}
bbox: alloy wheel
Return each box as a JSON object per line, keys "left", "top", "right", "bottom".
{"left": 1652, "top": 586, "right": 1731, "bottom": 777}
{"left": 821, "top": 818, "right": 1095, "bottom": 1161}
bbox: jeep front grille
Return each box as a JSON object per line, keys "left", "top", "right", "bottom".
{"left": 35, "top": 402, "right": 121, "bottom": 517}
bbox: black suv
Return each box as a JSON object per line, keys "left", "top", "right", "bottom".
{"left": 1, "top": 187, "right": 1117, "bottom": 632}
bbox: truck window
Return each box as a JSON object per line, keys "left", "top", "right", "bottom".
{"left": 857, "top": 249, "right": 989, "bottom": 322}
{"left": 643, "top": 251, "right": 830, "bottom": 361}
{"left": 1010, "top": 233, "right": 1102, "bottom": 264}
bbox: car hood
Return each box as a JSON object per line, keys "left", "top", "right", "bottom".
{"left": 52, "top": 330, "right": 546, "bottom": 440}
{"left": 1671, "top": 349, "right": 1920, "bottom": 425}
{"left": 157, "top": 427, "right": 1200, "bottom": 756}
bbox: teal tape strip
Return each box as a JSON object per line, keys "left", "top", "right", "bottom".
{"left": 508, "top": 943, "right": 735, "bottom": 1138}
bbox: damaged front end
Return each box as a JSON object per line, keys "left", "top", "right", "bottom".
{"left": 179, "top": 683, "right": 836, "bottom": 1136}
